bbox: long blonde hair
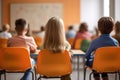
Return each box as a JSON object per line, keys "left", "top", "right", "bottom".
{"left": 43, "top": 17, "right": 66, "bottom": 53}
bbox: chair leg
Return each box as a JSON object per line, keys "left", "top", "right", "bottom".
{"left": 0, "top": 74, "right": 1, "bottom": 80}
{"left": 0, "top": 70, "right": 5, "bottom": 80}
{"left": 30, "top": 71, "right": 34, "bottom": 80}
{"left": 34, "top": 68, "right": 37, "bottom": 80}
{"left": 89, "top": 72, "right": 93, "bottom": 80}
{"left": 35, "top": 72, "right": 37, "bottom": 80}
{"left": 118, "top": 72, "right": 120, "bottom": 80}
{"left": 37, "top": 75, "right": 41, "bottom": 80}
{"left": 115, "top": 73, "right": 117, "bottom": 80}
{"left": 71, "top": 56, "right": 75, "bottom": 70}
{"left": 84, "top": 67, "right": 87, "bottom": 80}
{"left": 4, "top": 72, "right": 6, "bottom": 80}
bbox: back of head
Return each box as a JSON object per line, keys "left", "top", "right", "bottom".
{"left": 44, "top": 17, "right": 66, "bottom": 53}
{"left": 98, "top": 17, "right": 114, "bottom": 34}
{"left": 2, "top": 24, "right": 10, "bottom": 31}
{"left": 115, "top": 21, "right": 120, "bottom": 34}
{"left": 15, "top": 18, "right": 27, "bottom": 33}
{"left": 68, "top": 25, "right": 73, "bottom": 30}
{"left": 79, "top": 22, "right": 88, "bottom": 32}
{"left": 40, "top": 26, "right": 45, "bottom": 31}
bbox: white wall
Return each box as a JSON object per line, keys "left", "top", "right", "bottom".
{"left": 115, "top": 0, "right": 120, "bottom": 21}
{"left": 81, "top": 0, "right": 104, "bottom": 32}
{"left": 110, "top": 0, "right": 115, "bottom": 19}
{"left": 0, "top": 0, "right": 1, "bottom": 30}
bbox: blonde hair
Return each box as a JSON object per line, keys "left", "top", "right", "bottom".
{"left": 2, "top": 24, "right": 10, "bottom": 31}
{"left": 43, "top": 17, "right": 66, "bottom": 53}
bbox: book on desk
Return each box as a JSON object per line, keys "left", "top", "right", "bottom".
{"left": 70, "top": 50, "right": 85, "bottom": 56}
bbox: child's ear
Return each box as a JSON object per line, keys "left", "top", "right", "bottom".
{"left": 15, "top": 27, "right": 17, "bottom": 31}
{"left": 25, "top": 28, "right": 28, "bottom": 32}
{"left": 98, "top": 27, "right": 101, "bottom": 34}
{"left": 98, "top": 26, "right": 100, "bottom": 31}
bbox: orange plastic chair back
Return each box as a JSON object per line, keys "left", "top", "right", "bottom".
{"left": 0, "top": 47, "right": 32, "bottom": 71}
{"left": 74, "top": 38, "right": 83, "bottom": 49}
{"left": 92, "top": 47, "right": 120, "bottom": 73}
{"left": 36, "top": 49, "right": 72, "bottom": 77}
{"left": 0, "top": 38, "right": 8, "bottom": 48}
{"left": 68, "top": 38, "right": 74, "bottom": 47}
{"left": 0, "top": 49, "right": 3, "bottom": 69}
{"left": 33, "top": 36, "right": 43, "bottom": 48}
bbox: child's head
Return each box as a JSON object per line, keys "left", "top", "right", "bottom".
{"left": 40, "top": 26, "right": 45, "bottom": 31}
{"left": 98, "top": 17, "right": 114, "bottom": 34}
{"left": 78, "top": 22, "right": 88, "bottom": 32}
{"left": 68, "top": 25, "right": 74, "bottom": 30}
{"left": 44, "top": 17, "right": 66, "bottom": 53}
{"left": 115, "top": 21, "right": 120, "bottom": 34}
{"left": 15, "top": 18, "right": 28, "bottom": 35}
{"left": 2, "top": 24, "right": 10, "bottom": 32}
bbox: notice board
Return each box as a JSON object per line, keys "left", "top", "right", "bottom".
{"left": 10, "top": 3, "right": 63, "bottom": 31}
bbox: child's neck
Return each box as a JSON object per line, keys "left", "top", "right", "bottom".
{"left": 17, "top": 33, "right": 26, "bottom": 36}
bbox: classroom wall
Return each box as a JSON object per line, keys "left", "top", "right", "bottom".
{"left": 81, "top": 0, "right": 103, "bottom": 31}
{"left": 115, "top": 0, "right": 120, "bottom": 21}
{"left": 110, "top": 0, "right": 115, "bottom": 19}
{"left": 2, "top": 0, "right": 80, "bottom": 30}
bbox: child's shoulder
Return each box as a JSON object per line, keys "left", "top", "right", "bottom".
{"left": 24, "top": 36, "right": 34, "bottom": 40}
{"left": 111, "top": 37, "right": 119, "bottom": 43}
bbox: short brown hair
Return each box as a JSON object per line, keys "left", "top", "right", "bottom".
{"left": 98, "top": 17, "right": 114, "bottom": 34}
{"left": 15, "top": 18, "right": 27, "bottom": 32}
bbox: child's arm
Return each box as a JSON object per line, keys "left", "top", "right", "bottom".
{"left": 27, "top": 37, "right": 37, "bottom": 53}
{"left": 85, "top": 41, "right": 95, "bottom": 59}
{"left": 65, "top": 41, "right": 71, "bottom": 51}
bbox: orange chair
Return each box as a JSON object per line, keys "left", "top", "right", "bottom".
{"left": 68, "top": 38, "right": 74, "bottom": 47}
{"left": 35, "top": 49, "right": 72, "bottom": 80}
{"left": 84, "top": 47, "right": 120, "bottom": 80}
{"left": 0, "top": 38, "right": 8, "bottom": 48}
{"left": 0, "top": 49, "right": 5, "bottom": 80}
{"left": 0, "top": 47, "right": 34, "bottom": 80}
{"left": 33, "top": 36, "right": 43, "bottom": 49}
{"left": 74, "top": 38, "right": 83, "bottom": 49}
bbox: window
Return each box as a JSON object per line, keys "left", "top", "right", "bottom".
{"left": 104, "top": 0, "right": 110, "bottom": 16}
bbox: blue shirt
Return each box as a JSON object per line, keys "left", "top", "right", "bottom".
{"left": 66, "top": 30, "right": 76, "bottom": 40}
{"left": 85, "top": 34, "right": 119, "bottom": 67}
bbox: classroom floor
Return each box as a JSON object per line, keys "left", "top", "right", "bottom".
{"left": 1, "top": 57, "right": 118, "bottom": 80}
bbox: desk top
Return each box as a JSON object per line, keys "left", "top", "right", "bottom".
{"left": 70, "top": 50, "right": 85, "bottom": 56}
{"left": 31, "top": 49, "right": 86, "bottom": 58}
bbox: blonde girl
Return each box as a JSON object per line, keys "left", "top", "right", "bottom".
{"left": 43, "top": 17, "right": 71, "bottom": 80}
